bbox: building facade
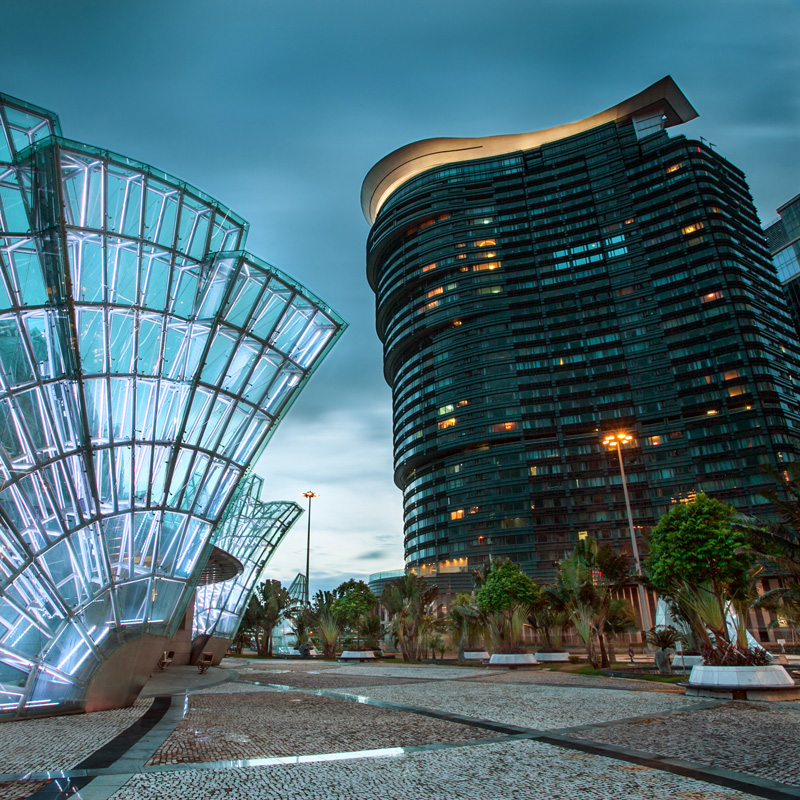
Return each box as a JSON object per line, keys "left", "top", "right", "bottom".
{"left": 363, "top": 77, "right": 800, "bottom": 593}
{"left": 0, "top": 92, "right": 345, "bottom": 719}
{"left": 765, "top": 193, "right": 800, "bottom": 337}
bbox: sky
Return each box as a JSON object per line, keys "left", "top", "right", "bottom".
{"left": 2, "top": 0, "right": 798, "bottom": 594}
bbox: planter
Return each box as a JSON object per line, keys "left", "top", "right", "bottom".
{"left": 685, "top": 665, "right": 800, "bottom": 701}
{"left": 534, "top": 651, "right": 570, "bottom": 662}
{"left": 339, "top": 650, "right": 377, "bottom": 662}
{"left": 489, "top": 653, "right": 538, "bottom": 668}
{"left": 671, "top": 654, "right": 703, "bottom": 670}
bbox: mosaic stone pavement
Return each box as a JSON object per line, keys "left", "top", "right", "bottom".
{"left": 0, "top": 657, "right": 798, "bottom": 799}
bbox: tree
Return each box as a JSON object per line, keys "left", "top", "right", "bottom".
{"left": 381, "top": 573, "right": 438, "bottom": 661}
{"left": 250, "top": 580, "right": 297, "bottom": 656}
{"left": 647, "top": 493, "right": 752, "bottom": 599}
{"left": 447, "top": 593, "right": 486, "bottom": 660}
{"left": 331, "top": 580, "right": 376, "bottom": 649}
{"left": 310, "top": 590, "right": 342, "bottom": 659}
{"left": 475, "top": 558, "right": 542, "bottom": 654}
{"left": 555, "top": 537, "right": 632, "bottom": 667}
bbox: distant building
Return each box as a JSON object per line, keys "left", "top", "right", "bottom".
{"left": 363, "top": 77, "right": 800, "bottom": 597}
{"left": 765, "top": 193, "right": 800, "bottom": 336}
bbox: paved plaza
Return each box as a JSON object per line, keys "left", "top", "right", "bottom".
{"left": 0, "top": 658, "right": 798, "bottom": 799}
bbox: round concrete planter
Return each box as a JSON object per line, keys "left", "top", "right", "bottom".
{"left": 489, "top": 653, "right": 538, "bottom": 667}
{"left": 671, "top": 654, "right": 703, "bottom": 669}
{"left": 686, "top": 664, "right": 799, "bottom": 701}
{"left": 339, "top": 650, "right": 377, "bottom": 661}
{"left": 533, "top": 652, "right": 570, "bottom": 662}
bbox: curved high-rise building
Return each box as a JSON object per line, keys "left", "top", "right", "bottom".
{"left": 0, "top": 92, "right": 345, "bottom": 718}
{"left": 363, "top": 77, "right": 800, "bottom": 594}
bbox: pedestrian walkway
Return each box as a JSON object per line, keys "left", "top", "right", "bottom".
{"left": 0, "top": 658, "right": 798, "bottom": 799}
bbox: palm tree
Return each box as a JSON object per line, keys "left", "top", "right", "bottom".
{"left": 447, "top": 593, "right": 486, "bottom": 660}
{"left": 381, "top": 573, "right": 439, "bottom": 661}
{"left": 310, "top": 590, "right": 342, "bottom": 659}
{"left": 251, "top": 580, "right": 297, "bottom": 656}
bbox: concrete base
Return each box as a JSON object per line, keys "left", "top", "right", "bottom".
{"left": 489, "top": 653, "right": 538, "bottom": 668}
{"left": 685, "top": 665, "right": 800, "bottom": 701}
{"left": 534, "top": 652, "right": 570, "bottom": 662}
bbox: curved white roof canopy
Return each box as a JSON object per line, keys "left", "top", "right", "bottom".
{"left": 361, "top": 76, "right": 697, "bottom": 225}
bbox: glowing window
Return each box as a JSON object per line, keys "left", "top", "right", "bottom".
{"left": 702, "top": 291, "right": 723, "bottom": 302}
{"left": 665, "top": 162, "right": 684, "bottom": 174}
{"left": 422, "top": 263, "right": 436, "bottom": 273}
{"left": 624, "top": 217, "right": 635, "bottom": 225}
{"left": 681, "top": 221, "right": 705, "bottom": 235}
{"left": 419, "top": 300, "right": 438, "bottom": 313}
{"left": 646, "top": 435, "right": 662, "bottom": 446}
{"left": 438, "top": 404, "right": 454, "bottom": 415}
{"left": 578, "top": 531, "right": 588, "bottom": 541}
{"left": 728, "top": 385, "right": 746, "bottom": 397}
{"left": 439, "top": 417, "right": 456, "bottom": 429}
{"left": 450, "top": 509, "right": 464, "bottom": 520}
{"left": 492, "top": 421, "right": 518, "bottom": 432}
{"left": 473, "top": 262, "right": 501, "bottom": 272}
{"left": 475, "top": 239, "right": 496, "bottom": 247}
{"left": 706, "top": 409, "right": 718, "bottom": 416}
{"left": 477, "top": 285, "right": 503, "bottom": 295}
{"left": 457, "top": 253, "right": 468, "bottom": 260}
{"left": 723, "top": 370, "right": 741, "bottom": 381}
{"left": 456, "top": 400, "right": 469, "bottom": 408}
{"left": 427, "top": 287, "right": 443, "bottom": 298}
{"left": 468, "top": 506, "right": 479, "bottom": 514}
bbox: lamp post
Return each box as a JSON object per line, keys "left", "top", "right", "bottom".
{"left": 302, "top": 491, "right": 319, "bottom": 606}
{"left": 602, "top": 432, "right": 653, "bottom": 641}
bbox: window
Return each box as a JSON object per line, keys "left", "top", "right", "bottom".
{"left": 702, "top": 291, "right": 723, "bottom": 303}
{"left": 456, "top": 400, "right": 469, "bottom": 408}
{"left": 422, "top": 263, "right": 436, "bottom": 273}
{"left": 682, "top": 221, "right": 705, "bottom": 235}
{"left": 419, "top": 300, "right": 438, "bottom": 313}
{"left": 477, "top": 286, "right": 503, "bottom": 295}
{"left": 646, "top": 435, "right": 662, "bottom": 446}
{"left": 427, "top": 287, "right": 443, "bottom": 298}
{"left": 450, "top": 509, "right": 464, "bottom": 520}
{"left": 475, "top": 239, "right": 496, "bottom": 247}
{"left": 728, "top": 385, "right": 746, "bottom": 397}
{"left": 473, "top": 262, "right": 501, "bottom": 272}
{"left": 439, "top": 417, "right": 456, "bottom": 429}
{"left": 665, "top": 162, "right": 684, "bottom": 174}
{"left": 438, "top": 404, "right": 454, "bottom": 415}
{"left": 468, "top": 506, "right": 479, "bottom": 514}
{"left": 723, "top": 370, "right": 741, "bottom": 381}
{"left": 492, "top": 421, "right": 518, "bottom": 432}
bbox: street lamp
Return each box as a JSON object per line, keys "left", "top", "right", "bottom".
{"left": 302, "top": 491, "right": 319, "bottom": 606}
{"left": 602, "top": 432, "right": 653, "bottom": 640}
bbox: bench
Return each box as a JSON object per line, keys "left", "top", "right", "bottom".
{"left": 197, "top": 652, "right": 214, "bottom": 673}
{"left": 157, "top": 650, "right": 175, "bottom": 671}
{"left": 339, "top": 650, "right": 377, "bottom": 663}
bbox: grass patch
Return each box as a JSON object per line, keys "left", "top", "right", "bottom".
{"left": 574, "top": 665, "right": 604, "bottom": 676}
{"left": 632, "top": 674, "right": 685, "bottom": 684}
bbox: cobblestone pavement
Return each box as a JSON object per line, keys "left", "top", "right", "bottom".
{"left": 0, "top": 780, "right": 50, "bottom": 800}
{"left": 0, "top": 697, "right": 153, "bottom": 772}
{"left": 147, "top": 690, "right": 496, "bottom": 765}
{"left": 327, "top": 678, "right": 704, "bottom": 729}
{"left": 564, "top": 699, "right": 800, "bottom": 788}
{"left": 2, "top": 658, "right": 799, "bottom": 799}
{"left": 114, "top": 740, "right": 756, "bottom": 800}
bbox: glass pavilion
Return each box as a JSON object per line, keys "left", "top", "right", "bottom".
{"left": 0, "top": 93, "right": 345, "bottom": 719}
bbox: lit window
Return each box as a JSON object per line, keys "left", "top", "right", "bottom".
{"left": 705, "top": 375, "right": 712, "bottom": 384}
{"left": 456, "top": 400, "right": 469, "bottom": 408}
{"left": 706, "top": 409, "right": 718, "bottom": 415}
{"left": 702, "top": 291, "right": 723, "bottom": 303}
{"left": 438, "top": 404, "right": 454, "bottom": 415}
{"left": 723, "top": 370, "right": 741, "bottom": 381}
{"left": 646, "top": 435, "right": 662, "bottom": 446}
{"left": 450, "top": 509, "right": 464, "bottom": 520}
{"left": 473, "top": 261, "right": 501, "bottom": 272}
{"left": 452, "top": 320, "right": 462, "bottom": 327}
{"left": 481, "top": 251, "right": 497, "bottom": 259}
{"left": 439, "top": 417, "right": 456, "bottom": 429}
{"left": 477, "top": 285, "right": 503, "bottom": 295}
{"left": 457, "top": 253, "right": 468, "bottom": 260}
{"left": 578, "top": 530, "right": 588, "bottom": 540}
{"left": 710, "top": 206, "right": 722, "bottom": 214}
{"left": 681, "top": 221, "right": 705, "bottom": 235}
{"left": 624, "top": 217, "right": 635, "bottom": 225}
{"left": 456, "top": 243, "right": 466, "bottom": 248}
{"left": 438, "top": 213, "right": 450, "bottom": 221}
{"left": 427, "top": 287, "right": 443, "bottom": 298}
{"left": 492, "top": 421, "right": 518, "bottom": 432}
{"left": 468, "top": 506, "right": 479, "bottom": 514}
{"left": 529, "top": 466, "right": 538, "bottom": 476}
{"left": 475, "top": 239, "right": 496, "bottom": 247}
{"left": 422, "top": 263, "right": 436, "bottom": 272}
{"left": 728, "top": 385, "right": 746, "bottom": 397}
{"left": 419, "top": 300, "right": 438, "bottom": 313}
{"left": 665, "top": 162, "right": 684, "bottom": 174}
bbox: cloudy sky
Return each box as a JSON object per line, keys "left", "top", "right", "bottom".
{"left": 2, "top": 0, "right": 798, "bottom": 593}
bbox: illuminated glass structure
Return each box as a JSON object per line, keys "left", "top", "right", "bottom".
{"left": 363, "top": 77, "right": 800, "bottom": 593}
{"left": 192, "top": 475, "right": 302, "bottom": 661}
{"left": 0, "top": 93, "right": 345, "bottom": 718}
